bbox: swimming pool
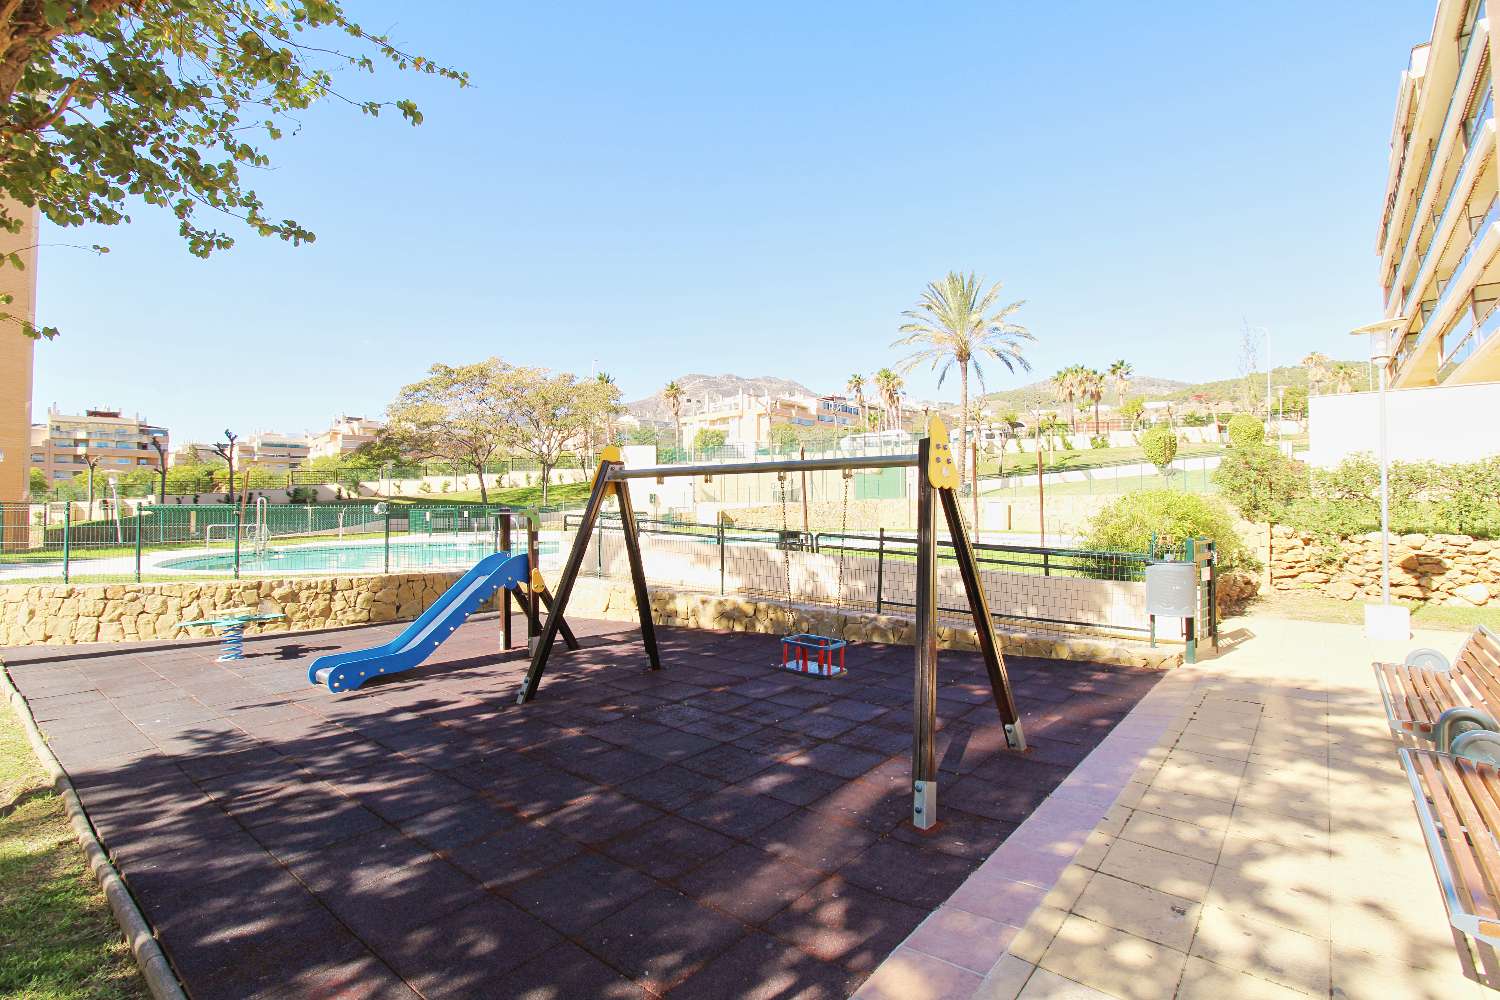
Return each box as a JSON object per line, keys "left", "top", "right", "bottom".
{"left": 160, "top": 540, "right": 559, "bottom": 574}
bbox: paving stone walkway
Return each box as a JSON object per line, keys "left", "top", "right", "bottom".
{"left": 855, "top": 613, "right": 1486, "bottom": 1000}
{"left": 2, "top": 613, "right": 1159, "bottom": 999}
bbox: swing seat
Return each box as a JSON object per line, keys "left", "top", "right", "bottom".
{"left": 780, "top": 633, "right": 848, "bottom": 678}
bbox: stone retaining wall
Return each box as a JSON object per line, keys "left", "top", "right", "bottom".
{"left": 1269, "top": 525, "right": 1498, "bottom": 606}
{"left": 0, "top": 572, "right": 1180, "bottom": 670}
{"left": 0, "top": 572, "right": 470, "bottom": 646}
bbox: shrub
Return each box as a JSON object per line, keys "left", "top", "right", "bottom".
{"left": 1212, "top": 445, "right": 1308, "bottom": 523}
{"left": 1140, "top": 425, "right": 1178, "bottom": 472}
{"left": 288, "top": 486, "right": 318, "bottom": 504}
{"left": 693, "top": 428, "right": 728, "bottom": 452}
{"left": 1279, "top": 454, "right": 1500, "bottom": 541}
{"left": 1089, "top": 435, "right": 1110, "bottom": 449}
{"left": 1226, "top": 414, "right": 1265, "bottom": 449}
{"left": 1082, "top": 490, "right": 1257, "bottom": 573}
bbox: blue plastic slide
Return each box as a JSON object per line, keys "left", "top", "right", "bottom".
{"left": 307, "top": 551, "right": 531, "bottom": 693}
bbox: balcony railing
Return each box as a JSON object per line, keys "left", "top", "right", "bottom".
{"left": 1394, "top": 24, "right": 1489, "bottom": 301}
{"left": 1437, "top": 292, "right": 1500, "bottom": 382}
{"left": 1417, "top": 93, "right": 1495, "bottom": 278}
{"left": 1429, "top": 195, "right": 1500, "bottom": 324}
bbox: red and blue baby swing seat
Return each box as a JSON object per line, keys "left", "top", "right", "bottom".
{"left": 780, "top": 632, "right": 847, "bottom": 678}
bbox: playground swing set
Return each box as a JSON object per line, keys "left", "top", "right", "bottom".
{"left": 520, "top": 415, "right": 1027, "bottom": 830}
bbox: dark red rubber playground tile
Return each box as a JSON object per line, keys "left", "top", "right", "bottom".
{"left": 503, "top": 941, "right": 648, "bottom": 999}
{"left": 578, "top": 885, "right": 750, "bottom": 994}
{"left": 678, "top": 787, "right": 799, "bottom": 840}
{"left": 313, "top": 857, "right": 486, "bottom": 952}
{"left": 445, "top": 821, "right": 584, "bottom": 890}
{"left": 752, "top": 809, "right": 880, "bottom": 874}
{"left": 507, "top": 851, "right": 658, "bottom": 935}
{"left": 599, "top": 815, "right": 737, "bottom": 881}
{"left": 614, "top": 764, "right": 727, "bottom": 812}
{"left": 834, "top": 837, "right": 977, "bottom": 909}
{"left": 666, "top": 929, "right": 861, "bottom": 1000}
{"left": 764, "top": 876, "right": 927, "bottom": 973}
{"left": 673, "top": 843, "right": 826, "bottom": 925}
{"left": 379, "top": 895, "right": 563, "bottom": 995}
{"left": 537, "top": 791, "right": 664, "bottom": 844}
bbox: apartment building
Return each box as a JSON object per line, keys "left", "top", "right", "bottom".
{"left": 0, "top": 201, "right": 37, "bottom": 505}
{"left": 241, "top": 432, "right": 310, "bottom": 472}
{"left": 308, "top": 415, "right": 385, "bottom": 460}
{"left": 30, "top": 407, "right": 169, "bottom": 484}
{"left": 1379, "top": 0, "right": 1500, "bottom": 387}
{"left": 679, "top": 393, "right": 860, "bottom": 446}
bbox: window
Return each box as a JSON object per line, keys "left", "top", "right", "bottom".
{"left": 30, "top": 453, "right": 42, "bottom": 462}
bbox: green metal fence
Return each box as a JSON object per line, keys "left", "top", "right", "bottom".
{"left": 0, "top": 500, "right": 583, "bottom": 585}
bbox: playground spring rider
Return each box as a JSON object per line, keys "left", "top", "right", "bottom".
{"left": 775, "top": 466, "right": 853, "bottom": 678}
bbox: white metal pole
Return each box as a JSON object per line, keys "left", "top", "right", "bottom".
{"left": 1379, "top": 362, "right": 1391, "bottom": 606}
{"left": 1265, "top": 327, "right": 1272, "bottom": 421}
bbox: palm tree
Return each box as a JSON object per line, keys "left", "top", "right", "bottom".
{"left": 662, "top": 381, "right": 684, "bottom": 452}
{"left": 893, "top": 272, "right": 1033, "bottom": 484}
{"left": 1302, "top": 352, "right": 1332, "bottom": 395}
{"left": 846, "top": 374, "right": 867, "bottom": 431}
{"left": 873, "top": 368, "right": 903, "bottom": 431}
{"left": 1330, "top": 362, "right": 1359, "bottom": 394}
{"left": 1079, "top": 368, "right": 1106, "bottom": 434}
{"left": 1107, "top": 360, "right": 1133, "bottom": 408}
{"left": 595, "top": 372, "right": 618, "bottom": 454}
{"left": 1052, "top": 366, "right": 1080, "bottom": 431}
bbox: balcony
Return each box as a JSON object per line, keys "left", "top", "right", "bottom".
{"left": 1391, "top": 21, "right": 1489, "bottom": 305}
{"left": 1438, "top": 299, "right": 1500, "bottom": 381}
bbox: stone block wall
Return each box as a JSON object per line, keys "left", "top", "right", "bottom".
{"left": 1269, "top": 525, "right": 1497, "bottom": 606}
{"left": 0, "top": 572, "right": 472, "bottom": 646}
{"left": 0, "top": 568, "right": 1180, "bottom": 671}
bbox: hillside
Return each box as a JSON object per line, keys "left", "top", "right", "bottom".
{"left": 980, "top": 374, "right": 1189, "bottom": 411}
{"left": 980, "top": 361, "right": 1373, "bottom": 413}
{"left": 627, "top": 373, "right": 816, "bottom": 421}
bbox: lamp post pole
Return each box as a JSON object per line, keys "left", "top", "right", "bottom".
{"left": 1350, "top": 318, "right": 1406, "bottom": 639}
{"left": 1378, "top": 358, "right": 1391, "bottom": 607}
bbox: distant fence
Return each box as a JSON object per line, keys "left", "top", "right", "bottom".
{"left": 567, "top": 513, "right": 1216, "bottom": 641}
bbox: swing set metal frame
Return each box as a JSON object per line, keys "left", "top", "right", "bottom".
{"left": 516, "top": 423, "right": 1026, "bottom": 830}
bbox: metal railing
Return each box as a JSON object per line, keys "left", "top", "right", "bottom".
{"left": 572, "top": 513, "right": 1214, "bottom": 639}
{"left": 0, "top": 501, "right": 583, "bottom": 584}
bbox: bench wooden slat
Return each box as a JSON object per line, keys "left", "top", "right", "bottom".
{"left": 1418, "top": 751, "right": 1498, "bottom": 924}
{"left": 1447, "top": 756, "right": 1500, "bottom": 922}
{"left": 1377, "top": 628, "right": 1500, "bottom": 740}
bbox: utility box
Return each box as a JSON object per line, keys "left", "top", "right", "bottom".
{"left": 1145, "top": 562, "right": 1198, "bottom": 617}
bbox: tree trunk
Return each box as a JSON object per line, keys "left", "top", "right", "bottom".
{"left": 475, "top": 461, "right": 488, "bottom": 503}
{"left": 1094, "top": 401, "right": 1100, "bottom": 435}
{"left": 958, "top": 363, "right": 969, "bottom": 486}
{"left": 540, "top": 465, "right": 551, "bottom": 506}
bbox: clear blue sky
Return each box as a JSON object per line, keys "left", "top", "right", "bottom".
{"left": 31, "top": 1, "right": 1430, "bottom": 442}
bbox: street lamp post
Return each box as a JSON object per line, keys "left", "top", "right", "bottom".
{"left": 1350, "top": 318, "right": 1408, "bottom": 641}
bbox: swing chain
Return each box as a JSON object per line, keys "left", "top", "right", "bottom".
{"left": 777, "top": 471, "right": 794, "bottom": 633}
{"left": 834, "top": 468, "right": 852, "bottom": 614}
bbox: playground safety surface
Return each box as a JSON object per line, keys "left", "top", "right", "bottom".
{"left": 3, "top": 615, "right": 1161, "bottom": 999}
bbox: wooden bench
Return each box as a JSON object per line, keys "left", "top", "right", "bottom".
{"left": 1376, "top": 626, "right": 1500, "bottom": 748}
{"left": 1400, "top": 746, "right": 1500, "bottom": 986}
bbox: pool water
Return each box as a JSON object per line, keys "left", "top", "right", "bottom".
{"left": 161, "top": 540, "right": 558, "bottom": 574}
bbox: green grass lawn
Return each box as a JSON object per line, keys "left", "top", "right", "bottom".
{"left": 1248, "top": 588, "right": 1500, "bottom": 631}
{"left": 0, "top": 694, "right": 148, "bottom": 1000}
{"left": 388, "top": 481, "right": 593, "bottom": 507}
{"left": 976, "top": 441, "right": 1223, "bottom": 478}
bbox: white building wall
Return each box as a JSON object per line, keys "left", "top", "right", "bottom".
{"left": 1306, "top": 380, "right": 1500, "bottom": 467}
